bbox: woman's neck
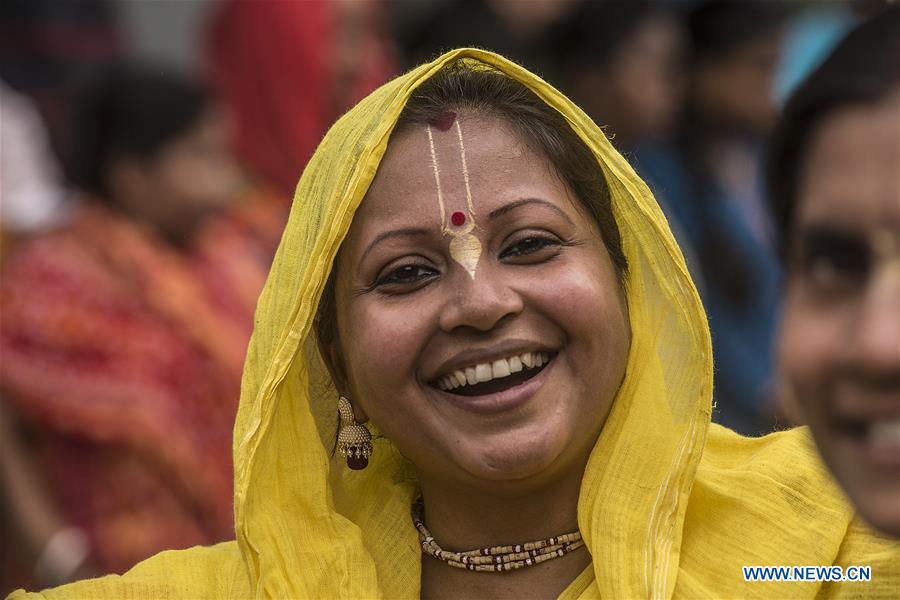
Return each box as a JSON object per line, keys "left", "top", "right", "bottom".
{"left": 418, "top": 467, "right": 591, "bottom": 600}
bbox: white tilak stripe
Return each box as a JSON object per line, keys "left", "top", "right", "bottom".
{"left": 454, "top": 119, "right": 476, "bottom": 221}
{"left": 425, "top": 125, "right": 447, "bottom": 230}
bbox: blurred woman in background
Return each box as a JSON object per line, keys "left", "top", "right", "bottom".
{"left": 199, "top": 0, "right": 396, "bottom": 273}
{"left": 9, "top": 48, "right": 898, "bottom": 600}
{"left": 205, "top": 0, "right": 394, "bottom": 200}
{"left": 638, "top": 0, "right": 788, "bottom": 436}
{"left": 771, "top": 6, "right": 900, "bottom": 538}
{"left": 399, "top": 0, "right": 579, "bottom": 84}
{"left": 557, "top": 0, "right": 686, "bottom": 152}
{"left": 0, "top": 66, "right": 257, "bottom": 588}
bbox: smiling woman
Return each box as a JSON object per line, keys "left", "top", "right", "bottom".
{"left": 317, "top": 74, "right": 631, "bottom": 594}
{"left": 770, "top": 7, "right": 900, "bottom": 539}
{"left": 317, "top": 69, "right": 630, "bottom": 509}
{"left": 10, "top": 49, "right": 899, "bottom": 600}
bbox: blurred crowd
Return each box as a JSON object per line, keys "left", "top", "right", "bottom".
{"left": 0, "top": 0, "right": 890, "bottom": 593}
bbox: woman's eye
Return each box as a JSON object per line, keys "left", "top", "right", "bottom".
{"left": 375, "top": 264, "right": 438, "bottom": 288}
{"left": 795, "top": 227, "right": 871, "bottom": 300}
{"left": 801, "top": 247, "right": 868, "bottom": 294}
{"left": 500, "top": 235, "right": 561, "bottom": 260}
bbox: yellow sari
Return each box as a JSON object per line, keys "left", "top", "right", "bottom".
{"left": 11, "top": 49, "right": 897, "bottom": 600}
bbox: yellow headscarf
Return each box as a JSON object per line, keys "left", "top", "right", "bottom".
{"left": 13, "top": 49, "right": 897, "bottom": 600}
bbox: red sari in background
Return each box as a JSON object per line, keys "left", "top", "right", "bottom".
{"left": 0, "top": 1, "right": 393, "bottom": 587}
{"left": 0, "top": 200, "right": 276, "bottom": 579}
{"left": 206, "top": 0, "right": 395, "bottom": 198}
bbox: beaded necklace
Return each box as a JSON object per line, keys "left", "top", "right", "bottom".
{"left": 412, "top": 500, "right": 584, "bottom": 572}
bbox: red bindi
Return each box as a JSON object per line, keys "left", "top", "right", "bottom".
{"left": 428, "top": 111, "right": 456, "bottom": 132}
{"left": 451, "top": 211, "right": 466, "bottom": 227}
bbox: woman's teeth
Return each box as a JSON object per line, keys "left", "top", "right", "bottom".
{"left": 436, "top": 352, "right": 551, "bottom": 391}
{"left": 870, "top": 418, "right": 900, "bottom": 448}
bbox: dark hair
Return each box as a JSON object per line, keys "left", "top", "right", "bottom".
{"left": 62, "top": 64, "right": 213, "bottom": 197}
{"left": 768, "top": 6, "right": 900, "bottom": 255}
{"left": 316, "top": 61, "right": 628, "bottom": 348}
{"left": 687, "top": 0, "right": 788, "bottom": 64}
{"left": 556, "top": 0, "right": 669, "bottom": 69}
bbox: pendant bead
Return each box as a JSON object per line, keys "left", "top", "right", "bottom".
{"left": 346, "top": 455, "right": 368, "bottom": 470}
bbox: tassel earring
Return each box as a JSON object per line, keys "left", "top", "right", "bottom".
{"left": 337, "top": 396, "right": 372, "bottom": 470}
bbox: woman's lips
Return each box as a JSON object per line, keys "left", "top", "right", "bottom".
{"left": 431, "top": 354, "right": 557, "bottom": 415}
{"left": 433, "top": 351, "right": 553, "bottom": 392}
{"left": 835, "top": 415, "right": 900, "bottom": 469}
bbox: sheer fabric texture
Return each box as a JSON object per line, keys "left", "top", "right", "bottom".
{"left": 10, "top": 49, "right": 898, "bottom": 600}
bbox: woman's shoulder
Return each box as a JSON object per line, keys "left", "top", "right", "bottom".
{"left": 6, "top": 541, "right": 250, "bottom": 600}
{"left": 701, "top": 423, "right": 824, "bottom": 468}
{"left": 694, "top": 424, "right": 851, "bottom": 524}
{"left": 674, "top": 424, "right": 899, "bottom": 597}
{"left": 819, "top": 516, "right": 900, "bottom": 599}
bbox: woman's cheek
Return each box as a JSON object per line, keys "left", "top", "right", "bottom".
{"left": 779, "top": 292, "right": 842, "bottom": 412}
{"left": 346, "top": 301, "right": 427, "bottom": 394}
{"left": 545, "top": 261, "right": 624, "bottom": 332}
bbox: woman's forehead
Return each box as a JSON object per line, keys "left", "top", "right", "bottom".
{"left": 355, "top": 114, "right": 560, "bottom": 227}
{"left": 798, "top": 97, "right": 900, "bottom": 230}
{"left": 381, "top": 113, "right": 529, "bottom": 180}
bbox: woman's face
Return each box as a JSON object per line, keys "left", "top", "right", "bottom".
{"left": 607, "top": 11, "right": 685, "bottom": 140}
{"left": 109, "top": 106, "right": 239, "bottom": 242}
{"left": 329, "top": 113, "right": 630, "bottom": 492}
{"left": 778, "top": 93, "right": 900, "bottom": 536}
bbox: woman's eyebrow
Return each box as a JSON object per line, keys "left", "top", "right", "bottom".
{"left": 488, "top": 197, "right": 575, "bottom": 226}
{"left": 362, "top": 227, "right": 432, "bottom": 261}
{"left": 798, "top": 222, "right": 869, "bottom": 257}
{"left": 800, "top": 221, "right": 863, "bottom": 246}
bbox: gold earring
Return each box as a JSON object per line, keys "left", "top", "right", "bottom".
{"left": 337, "top": 396, "right": 372, "bottom": 470}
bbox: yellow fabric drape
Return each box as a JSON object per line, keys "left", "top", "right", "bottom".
{"left": 11, "top": 48, "right": 898, "bottom": 600}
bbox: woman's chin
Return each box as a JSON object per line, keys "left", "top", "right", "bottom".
{"left": 453, "top": 434, "right": 572, "bottom": 487}
{"left": 848, "top": 486, "right": 900, "bottom": 539}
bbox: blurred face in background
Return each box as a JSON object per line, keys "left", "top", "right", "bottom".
{"left": 778, "top": 91, "right": 900, "bottom": 537}
{"left": 604, "top": 11, "right": 685, "bottom": 141}
{"left": 571, "top": 10, "right": 685, "bottom": 146}
{"left": 330, "top": 0, "right": 392, "bottom": 121}
{"left": 693, "top": 28, "right": 784, "bottom": 134}
{"left": 108, "top": 105, "right": 239, "bottom": 243}
{"left": 487, "top": 0, "right": 581, "bottom": 37}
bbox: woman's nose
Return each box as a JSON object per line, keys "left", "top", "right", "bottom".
{"left": 846, "top": 257, "right": 900, "bottom": 377}
{"left": 438, "top": 270, "right": 524, "bottom": 333}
